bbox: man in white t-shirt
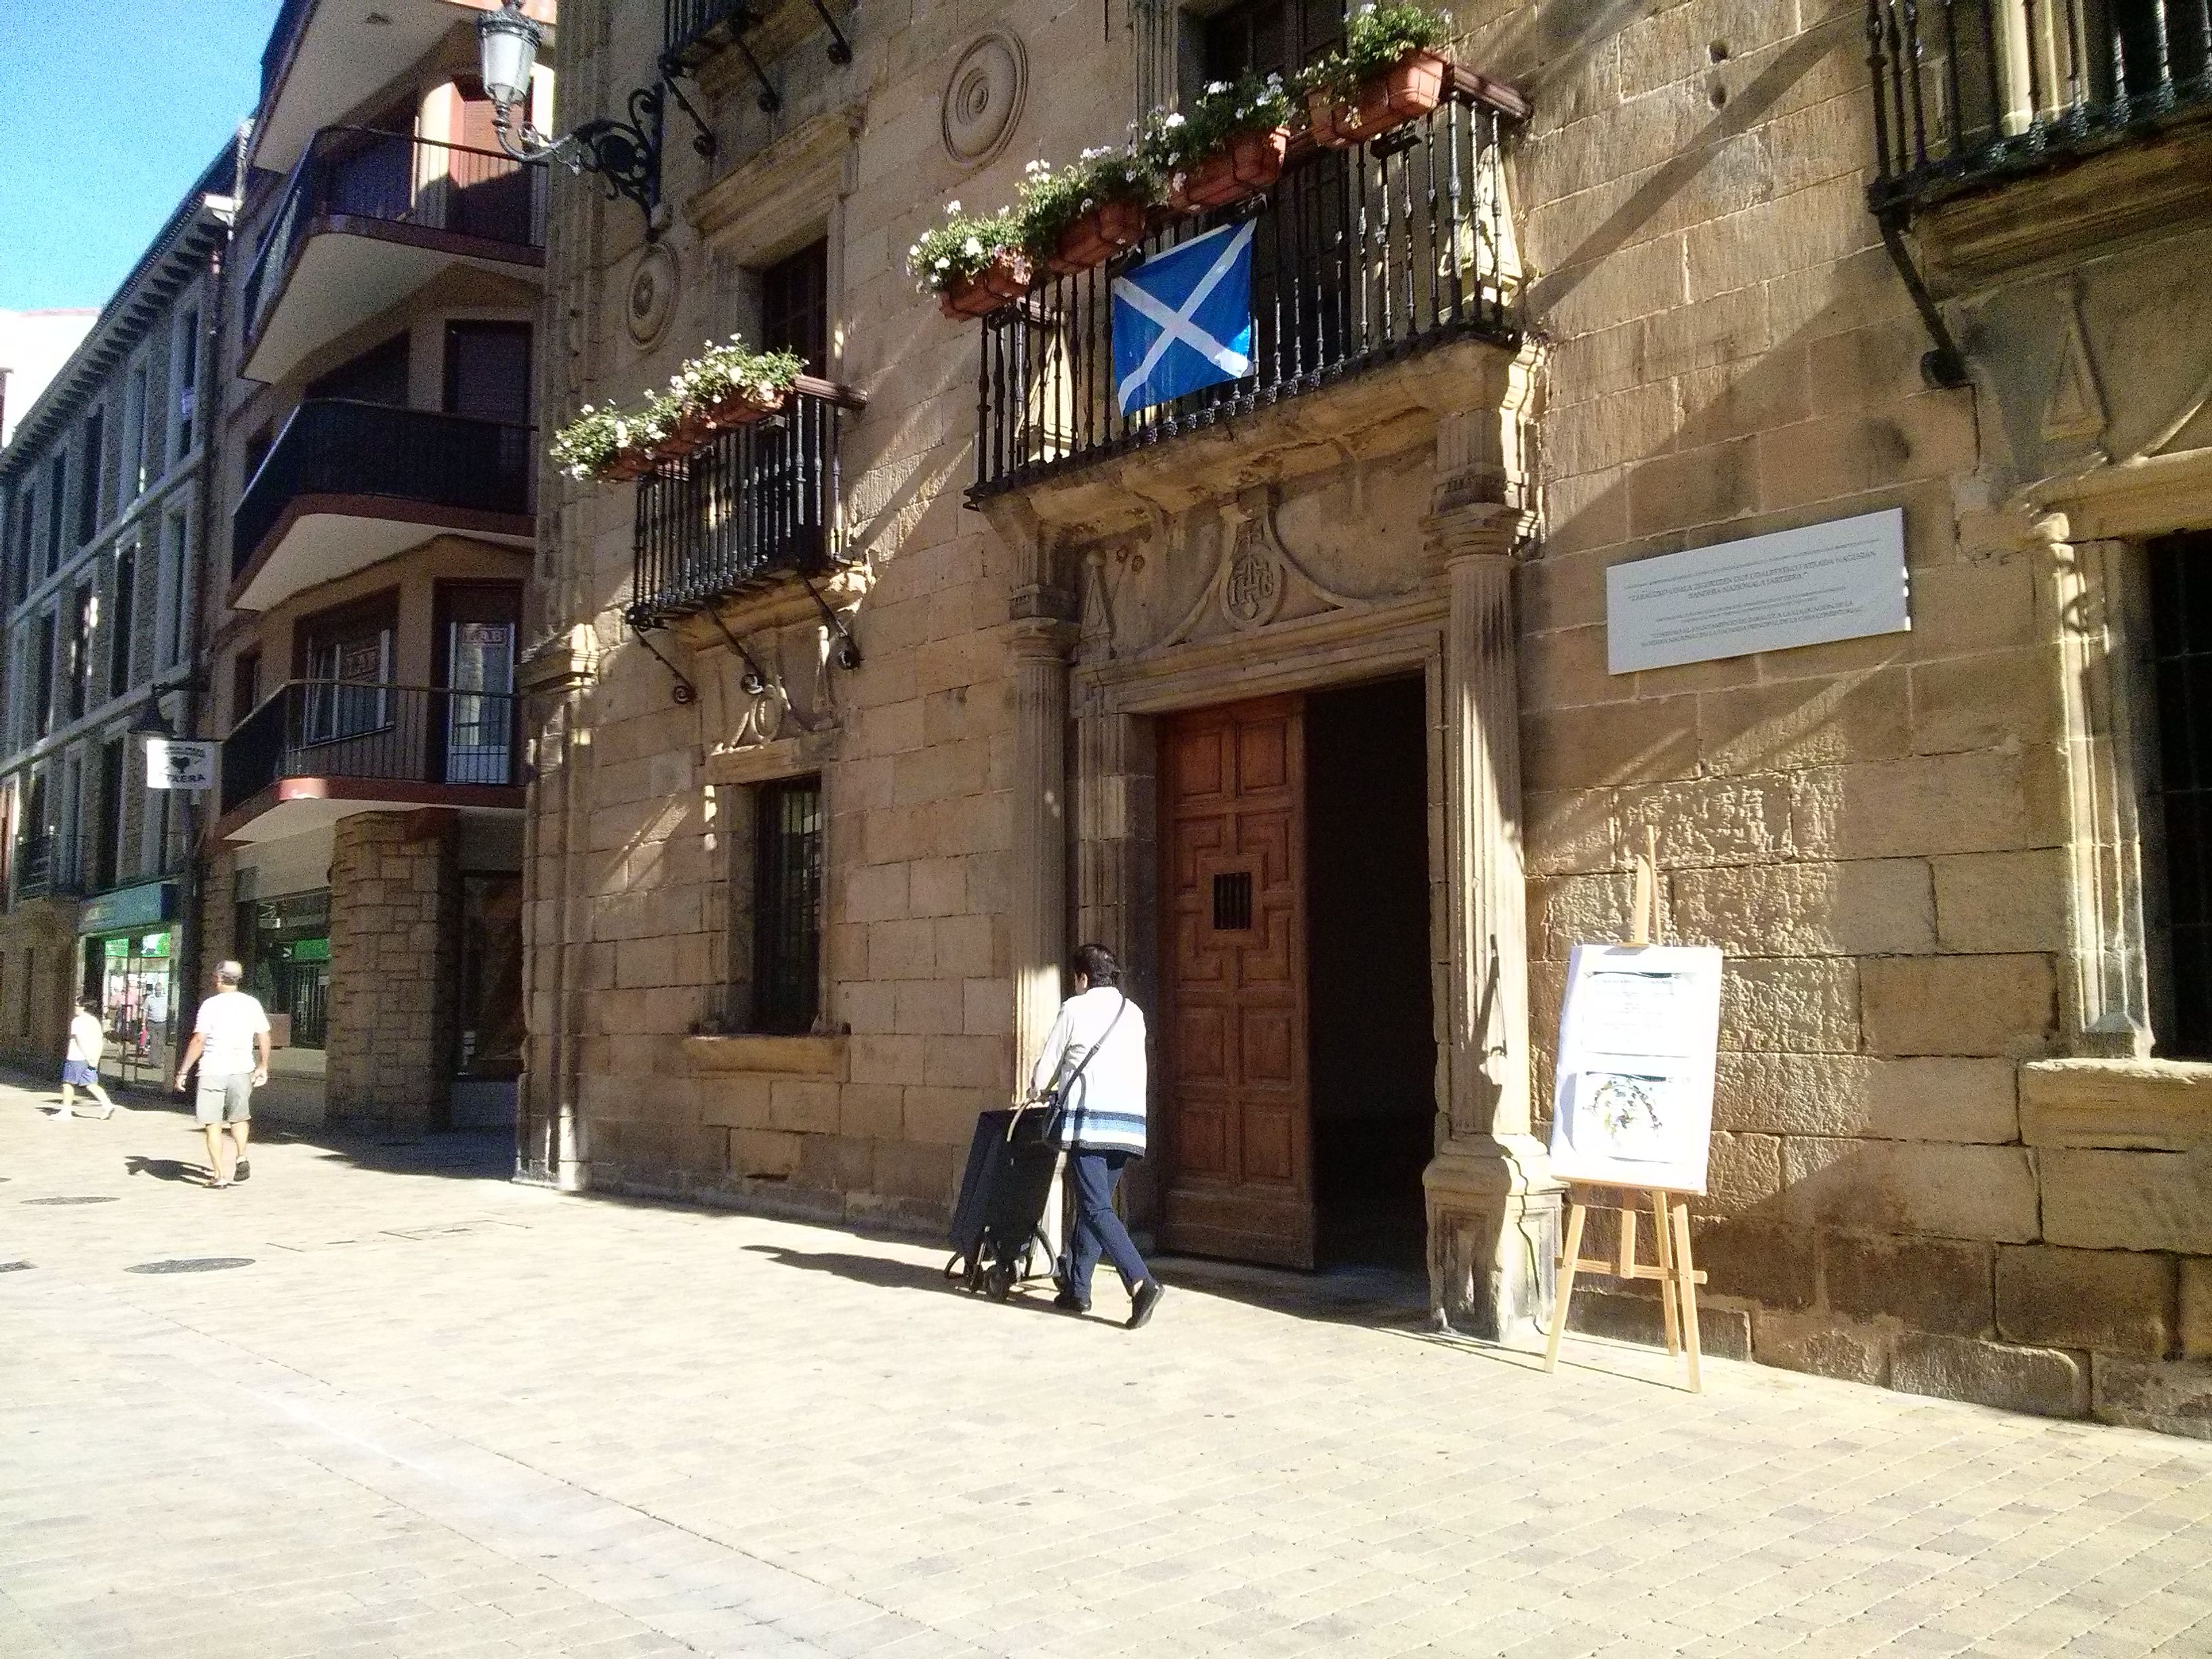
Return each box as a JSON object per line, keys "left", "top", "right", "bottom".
{"left": 173, "top": 961, "right": 271, "bottom": 1189}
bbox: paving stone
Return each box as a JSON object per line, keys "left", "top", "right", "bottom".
{"left": 2, "top": 1076, "right": 2211, "bottom": 1656}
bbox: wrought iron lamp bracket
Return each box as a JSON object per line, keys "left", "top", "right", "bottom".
{"left": 623, "top": 609, "right": 699, "bottom": 704}
{"left": 494, "top": 83, "right": 668, "bottom": 227}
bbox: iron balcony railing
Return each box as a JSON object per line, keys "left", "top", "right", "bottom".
{"left": 630, "top": 377, "right": 865, "bottom": 623}
{"left": 665, "top": 0, "right": 754, "bottom": 64}
{"left": 220, "top": 681, "right": 523, "bottom": 817}
{"left": 233, "top": 400, "right": 536, "bottom": 581}
{"left": 970, "top": 71, "right": 1524, "bottom": 499}
{"left": 241, "top": 126, "right": 547, "bottom": 342}
{"left": 1868, "top": 0, "right": 2212, "bottom": 213}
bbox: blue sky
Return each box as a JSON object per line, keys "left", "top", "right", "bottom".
{"left": 0, "top": 0, "right": 283, "bottom": 310}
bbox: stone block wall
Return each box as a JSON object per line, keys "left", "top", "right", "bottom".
{"left": 326, "top": 811, "right": 459, "bottom": 1132}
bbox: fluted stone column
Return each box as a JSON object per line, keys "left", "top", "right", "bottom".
{"left": 1424, "top": 505, "right": 1561, "bottom": 1344}
{"left": 1010, "top": 617, "right": 1078, "bottom": 1076}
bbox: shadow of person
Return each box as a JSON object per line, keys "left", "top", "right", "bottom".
{"left": 124, "top": 1156, "right": 214, "bottom": 1185}
{"left": 741, "top": 1243, "right": 1070, "bottom": 1316}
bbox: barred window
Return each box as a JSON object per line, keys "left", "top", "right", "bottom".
{"left": 752, "top": 776, "right": 823, "bottom": 1035}
{"left": 2147, "top": 532, "right": 2212, "bottom": 1057}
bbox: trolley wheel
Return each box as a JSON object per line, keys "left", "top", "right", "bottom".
{"left": 985, "top": 1260, "right": 1016, "bottom": 1302}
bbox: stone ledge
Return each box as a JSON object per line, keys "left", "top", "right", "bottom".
{"left": 2020, "top": 1058, "right": 2212, "bottom": 1150}
{"left": 680, "top": 1033, "right": 848, "bottom": 1080}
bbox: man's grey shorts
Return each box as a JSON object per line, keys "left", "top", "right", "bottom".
{"left": 194, "top": 1073, "right": 253, "bottom": 1126}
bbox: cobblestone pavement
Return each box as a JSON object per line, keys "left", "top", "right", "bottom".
{"left": 4, "top": 1078, "right": 2211, "bottom": 1659}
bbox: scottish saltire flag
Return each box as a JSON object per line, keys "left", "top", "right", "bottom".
{"left": 1111, "top": 220, "right": 1255, "bottom": 415}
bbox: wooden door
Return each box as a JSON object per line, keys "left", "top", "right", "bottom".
{"left": 1159, "top": 695, "right": 1314, "bottom": 1267}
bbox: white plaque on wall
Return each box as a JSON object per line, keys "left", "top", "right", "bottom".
{"left": 1607, "top": 507, "right": 1908, "bottom": 674}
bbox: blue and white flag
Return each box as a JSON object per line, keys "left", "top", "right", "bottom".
{"left": 1111, "top": 221, "right": 1255, "bottom": 415}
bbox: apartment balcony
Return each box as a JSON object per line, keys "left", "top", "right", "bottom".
{"left": 1868, "top": 0, "right": 2212, "bottom": 276}
{"left": 231, "top": 400, "right": 535, "bottom": 612}
{"left": 968, "top": 74, "right": 1523, "bottom": 501}
{"left": 630, "top": 378, "right": 864, "bottom": 623}
{"left": 218, "top": 681, "right": 525, "bottom": 842}
{"left": 664, "top": 0, "right": 850, "bottom": 75}
{"left": 240, "top": 127, "right": 546, "bottom": 386}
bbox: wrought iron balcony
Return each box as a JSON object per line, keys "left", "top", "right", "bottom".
{"left": 630, "top": 378, "right": 864, "bottom": 624}
{"left": 220, "top": 681, "right": 523, "bottom": 821}
{"left": 1868, "top": 0, "right": 2212, "bottom": 215}
{"left": 14, "top": 832, "right": 65, "bottom": 901}
{"left": 665, "top": 0, "right": 852, "bottom": 74}
{"left": 968, "top": 73, "right": 1523, "bottom": 499}
{"left": 232, "top": 400, "right": 535, "bottom": 597}
{"left": 240, "top": 127, "right": 546, "bottom": 381}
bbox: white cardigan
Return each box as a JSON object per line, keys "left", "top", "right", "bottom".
{"left": 1029, "top": 986, "right": 1149, "bottom": 1155}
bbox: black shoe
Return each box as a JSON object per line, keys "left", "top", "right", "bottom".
{"left": 233, "top": 1160, "right": 251, "bottom": 1183}
{"left": 1052, "top": 1289, "right": 1090, "bottom": 1314}
{"left": 1127, "top": 1279, "right": 1164, "bottom": 1330}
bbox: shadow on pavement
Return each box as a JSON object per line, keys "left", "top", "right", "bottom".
{"left": 1150, "top": 1255, "right": 1434, "bottom": 1331}
{"left": 123, "top": 1156, "right": 211, "bottom": 1185}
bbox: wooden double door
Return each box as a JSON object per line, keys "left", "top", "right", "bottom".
{"left": 1158, "top": 695, "right": 1316, "bottom": 1267}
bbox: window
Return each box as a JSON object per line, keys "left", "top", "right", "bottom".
{"left": 237, "top": 892, "right": 331, "bottom": 1049}
{"left": 125, "top": 364, "right": 149, "bottom": 499}
{"left": 4, "top": 486, "right": 26, "bottom": 605}
{"left": 298, "top": 594, "right": 396, "bottom": 742}
{"left": 173, "top": 308, "right": 199, "bottom": 459}
{"left": 230, "top": 648, "right": 262, "bottom": 727}
{"left": 306, "top": 332, "right": 411, "bottom": 407}
{"left": 1198, "top": 0, "right": 1342, "bottom": 83}
{"left": 242, "top": 422, "right": 275, "bottom": 487}
{"left": 2149, "top": 533, "right": 2212, "bottom": 1057}
{"left": 32, "top": 611, "right": 56, "bottom": 737}
{"left": 94, "top": 738, "right": 123, "bottom": 893}
{"left": 443, "top": 323, "right": 533, "bottom": 426}
{"left": 760, "top": 239, "right": 829, "bottom": 378}
{"left": 752, "top": 776, "right": 823, "bottom": 1033}
{"left": 67, "top": 583, "right": 96, "bottom": 720}
{"left": 77, "top": 407, "right": 103, "bottom": 545}
{"left": 110, "top": 541, "right": 136, "bottom": 699}
{"left": 45, "top": 453, "right": 64, "bottom": 575}
{"left": 157, "top": 514, "right": 187, "bottom": 670}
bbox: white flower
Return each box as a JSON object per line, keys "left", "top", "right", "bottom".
{"left": 1206, "top": 80, "right": 1230, "bottom": 95}
{"left": 945, "top": 200, "right": 961, "bottom": 212}
{"left": 961, "top": 235, "right": 983, "bottom": 257}
{"left": 1164, "top": 111, "right": 1185, "bottom": 127}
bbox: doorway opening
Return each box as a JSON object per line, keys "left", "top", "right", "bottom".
{"left": 1307, "top": 676, "right": 1434, "bottom": 1268}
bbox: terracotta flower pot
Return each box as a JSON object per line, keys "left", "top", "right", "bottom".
{"left": 1308, "top": 48, "right": 1450, "bottom": 148}
{"left": 938, "top": 249, "right": 1033, "bottom": 319}
{"left": 601, "top": 449, "right": 655, "bottom": 483}
{"left": 1044, "top": 197, "right": 1151, "bottom": 275}
{"left": 702, "top": 384, "right": 790, "bottom": 431}
{"left": 1168, "top": 127, "right": 1290, "bottom": 213}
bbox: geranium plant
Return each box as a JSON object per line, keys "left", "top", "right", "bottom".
{"left": 906, "top": 201, "right": 1021, "bottom": 295}
{"left": 1014, "top": 146, "right": 1160, "bottom": 265}
{"left": 1301, "top": 2, "right": 1452, "bottom": 100}
{"left": 1139, "top": 73, "right": 1294, "bottom": 175}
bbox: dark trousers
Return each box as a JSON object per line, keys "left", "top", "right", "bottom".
{"left": 1064, "top": 1150, "right": 1149, "bottom": 1298}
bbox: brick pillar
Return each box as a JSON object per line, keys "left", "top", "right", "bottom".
{"left": 327, "top": 811, "right": 461, "bottom": 1132}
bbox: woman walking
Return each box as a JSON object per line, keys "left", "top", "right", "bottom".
{"left": 56, "top": 1002, "right": 117, "bottom": 1121}
{"left": 1029, "top": 943, "right": 1165, "bottom": 1330}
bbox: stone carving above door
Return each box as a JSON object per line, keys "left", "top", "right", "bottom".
{"left": 702, "top": 616, "right": 841, "bottom": 755}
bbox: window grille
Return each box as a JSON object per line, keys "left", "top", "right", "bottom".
{"left": 2147, "top": 533, "right": 2212, "bottom": 1057}
{"left": 752, "top": 777, "right": 823, "bottom": 1034}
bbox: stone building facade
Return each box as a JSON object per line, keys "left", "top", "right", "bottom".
{"left": 527, "top": 0, "right": 2212, "bottom": 1433}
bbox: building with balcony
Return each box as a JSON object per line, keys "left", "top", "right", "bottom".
{"left": 0, "top": 156, "right": 232, "bottom": 1088}
{"left": 199, "top": 0, "right": 556, "bottom": 1132}
{"left": 527, "top": 0, "right": 2212, "bottom": 1433}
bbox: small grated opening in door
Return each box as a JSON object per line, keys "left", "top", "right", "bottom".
{"left": 1212, "top": 870, "right": 1253, "bottom": 931}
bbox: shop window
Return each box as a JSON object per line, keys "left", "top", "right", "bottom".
{"left": 2149, "top": 532, "right": 2212, "bottom": 1058}
{"left": 238, "top": 891, "right": 331, "bottom": 1050}
{"left": 749, "top": 776, "right": 823, "bottom": 1034}
{"left": 457, "top": 873, "right": 525, "bottom": 1078}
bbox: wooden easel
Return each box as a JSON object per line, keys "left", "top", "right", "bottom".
{"left": 1541, "top": 828, "right": 1709, "bottom": 1391}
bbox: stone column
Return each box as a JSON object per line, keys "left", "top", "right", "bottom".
{"left": 1009, "top": 616, "right": 1077, "bottom": 1077}
{"left": 1424, "top": 504, "right": 1561, "bottom": 1345}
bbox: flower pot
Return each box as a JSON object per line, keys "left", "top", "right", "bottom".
{"left": 938, "top": 249, "right": 1033, "bottom": 319}
{"left": 1307, "top": 48, "right": 1450, "bottom": 148}
{"left": 1168, "top": 126, "right": 1290, "bottom": 213}
{"left": 1044, "top": 197, "right": 1151, "bottom": 275}
{"left": 601, "top": 449, "right": 656, "bottom": 483}
{"left": 702, "top": 384, "right": 790, "bottom": 431}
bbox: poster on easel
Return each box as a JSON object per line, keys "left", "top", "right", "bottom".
{"left": 1547, "top": 942, "right": 1723, "bottom": 1195}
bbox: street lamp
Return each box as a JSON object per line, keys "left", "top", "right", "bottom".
{"left": 474, "top": 0, "right": 707, "bottom": 230}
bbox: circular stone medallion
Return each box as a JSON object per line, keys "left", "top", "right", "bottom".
{"left": 627, "top": 242, "right": 680, "bottom": 350}
{"left": 941, "top": 31, "right": 1027, "bottom": 169}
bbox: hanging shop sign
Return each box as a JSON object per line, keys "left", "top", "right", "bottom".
{"left": 1547, "top": 941, "right": 1724, "bottom": 1194}
{"left": 1606, "top": 506, "right": 1908, "bottom": 674}
{"left": 78, "top": 880, "right": 178, "bottom": 937}
{"left": 146, "top": 738, "right": 216, "bottom": 792}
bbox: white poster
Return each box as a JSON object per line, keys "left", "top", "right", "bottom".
{"left": 1607, "top": 507, "right": 1908, "bottom": 673}
{"left": 1548, "top": 943, "right": 1725, "bottom": 1193}
{"left": 145, "top": 738, "right": 215, "bottom": 792}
